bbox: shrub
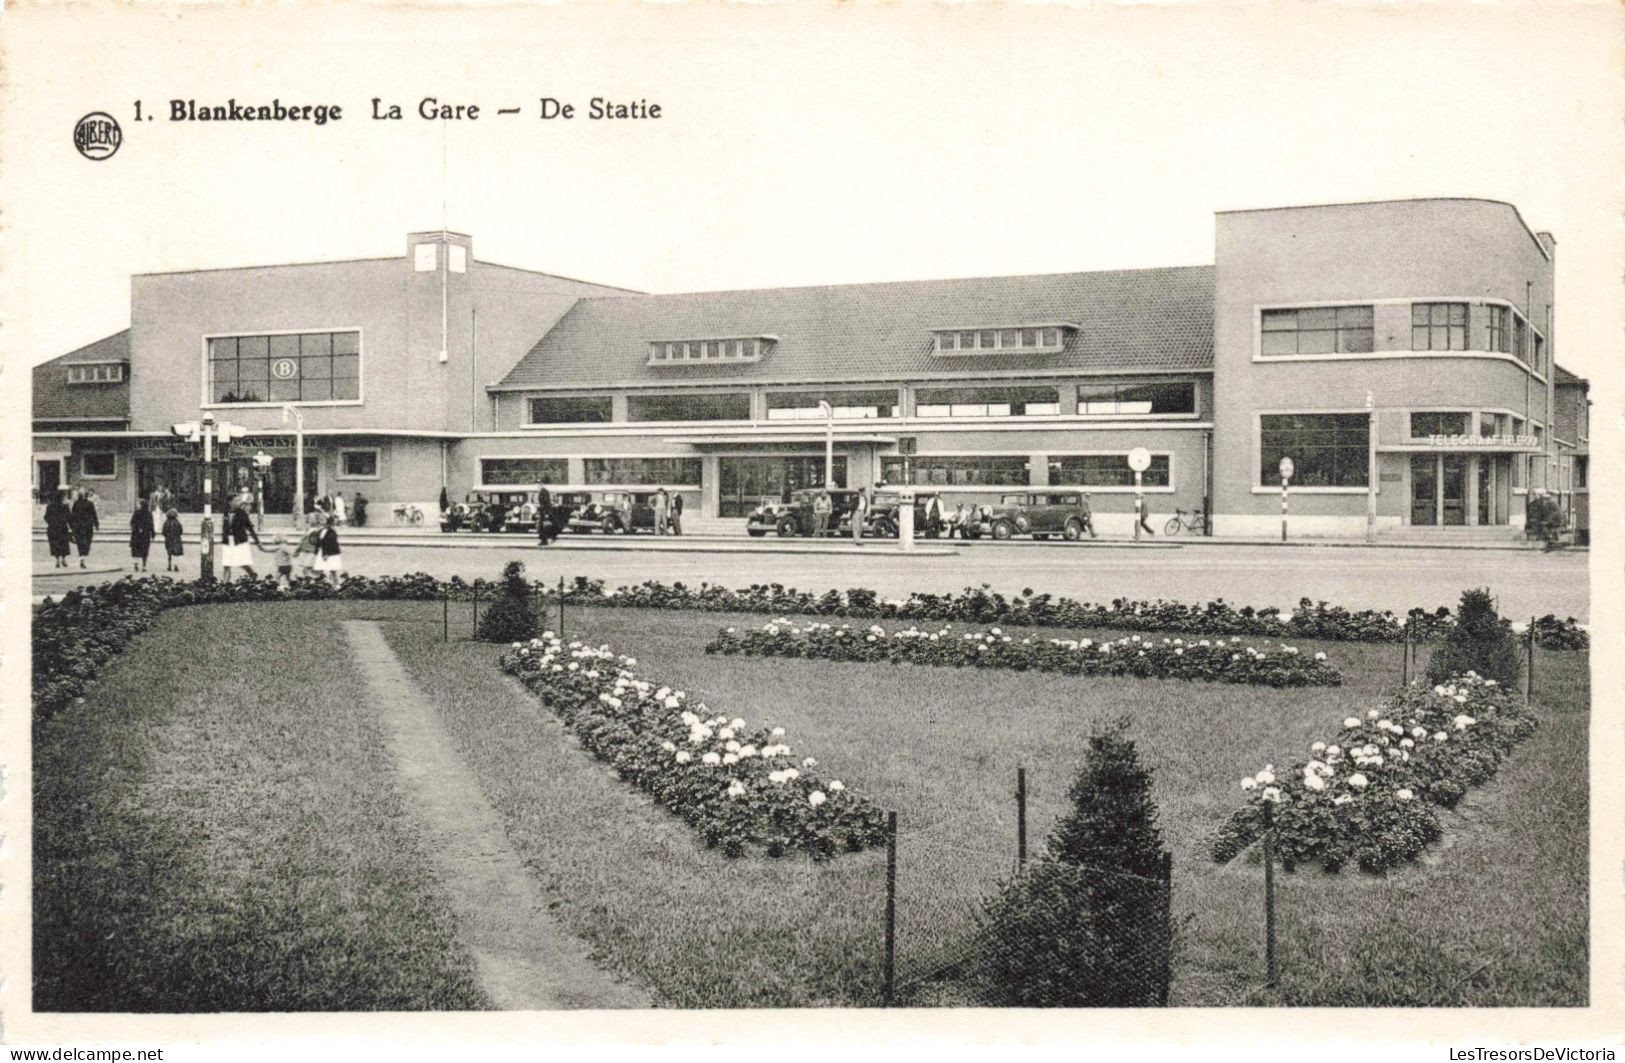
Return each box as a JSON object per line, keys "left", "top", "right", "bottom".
{"left": 1426, "top": 588, "right": 1523, "bottom": 690}
{"left": 971, "top": 723, "right": 1171, "bottom": 1006}
{"left": 1525, "top": 493, "right": 1566, "bottom": 547}
{"left": 475, "top": 561, "right": 539, "bottom": 643}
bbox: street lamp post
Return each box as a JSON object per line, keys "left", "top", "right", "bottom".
{"left": 282, "top": 404, "right": 305, "bottom": 530}
{"left": 819, "top": 400, "right": 834, "bottom": 488}
{"left": 252, "top": 450, "right": 273, "bottom": 533}
{"left": 1279, "top": 456, "right": 1295, "bottom": 543}
{"left": 1366, "top": 391, "right": 1378, "bottom": 544}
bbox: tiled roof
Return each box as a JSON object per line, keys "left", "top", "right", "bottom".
{"left": 33, "top": 331, "right": 131, "bottom": 422}
{"left": 497, "top": 265, "right": 1214, "bottom": 390}
{"left": 1554, "top": 363, "right": 1586, "bottom": 386}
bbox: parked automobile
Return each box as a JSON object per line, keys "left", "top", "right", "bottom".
{"left": 757, "top": 487, "right": 862, "bottom": 537}
{"left": 440, "top": 491, "right": 487, "bottom": 532}
{"left": 484, "top": 490, "right": 542, "bottom": 534}
{"left": 962, "top": 492, "right": 1093, "bottom": 541}
{"left": 745, "top": 495, "right": 789, "bottom": 537}
{"left": 565, "top": 490, "right": 660, "bottom": 534}
{"left": 865, "top": 491, "right": 943, "bottom": 538}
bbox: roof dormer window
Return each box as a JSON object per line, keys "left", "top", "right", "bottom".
{"left": 648, "top": 336, "right": 774, "bottom": 366}
{"left": 933, "top": 324, "right": 1073, "bottom": 355}
{"left": 66, "top": 362, "right": 125, "bottom": 384}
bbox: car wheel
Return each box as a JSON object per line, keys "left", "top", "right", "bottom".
{"left": 777, "top": 518, "right": 798, "bottom": 538}
{"left": 1063, "top": 520, "right": 1083, "bottom": 541}
{"left": 991, "top": 520, "right": 1014, "bottom": 540}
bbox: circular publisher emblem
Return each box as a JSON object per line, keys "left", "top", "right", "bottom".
{"left": 73, "top": 112, "right": 122, "bottom": 161}
{"left": 272, "top": 358, "right": 299, "bottom": 380}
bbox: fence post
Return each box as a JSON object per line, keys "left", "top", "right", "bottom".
{"left": 472, "top": 583, "right": 481, "bottom": 638}
{"left": 1526, "top": 615, "right": 1536, "bottom": 703}
{"left": 1159, "top": 850, "right": 1174, "bottom": 1007}
{"left": 559, "top": 575, "right": 566, "bottom": 638}
{"left": 1401, "top": 617, "right": 1411, "bottom": 686}
{"left": 442, "top": 587, "right": 449, "bottom": 643}
{"left": 883, "top": 810, "right": 897, "bottom": 1006}
{"left": 1016, "top": 766, "right": 1028, "bottom": 869}
{"left": 1262, "top": 801, "right": 1278, "bottom": 989}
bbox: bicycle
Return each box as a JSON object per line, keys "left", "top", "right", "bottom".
{"left": 1162, "top": 508, "right": 1210, "bottom": 536}
{"left": 393, "top": 503, "right": 425, "bottom": 526}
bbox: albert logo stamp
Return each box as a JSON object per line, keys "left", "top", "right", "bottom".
{"left": 73, "top": 111, "right": 122, "bottom": 160}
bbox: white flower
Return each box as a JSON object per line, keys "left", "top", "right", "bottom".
{"left": 1399, "top": 738, "right": 1414, "bottom": 749}
{"left": 1453, "top": 714, "right": 1476, "bottom": 730}
{"left": 731, "top": 718, "right": 746, "bottom": 730}
{"left": 1255, "top": 768, "right": 1275, "bottom": 785}
{"left": 1412, "top": 726, "right": 1428, "bottom": 739}
{"left": 771, "top": 726, "right": 785, "bottom": 737}
{"left": 722, "top": 753, "right": 739, "bottom": 765}
{"left": 511, "top": 642, "right": 522, "bottom": 649}
{"left": 1240, "top": 777, "right": 1258, "bottom": 791}
{"left": 1261, "top": 786, "right": 1282, "bottom": 803}
{"left": 808, "top": 791, "right": 827, "bottom": 807}
{"left": 802, "top": 758, "right": 817, "bottom": 768}
{"left": 1175, "top": 648, "right": 1184, "bottom": 656}
{"left": 1343, "top": 717, "right": 1361, "bottom": 729}
{"left": 674, "top": 751, "right": 692, "bottom": 764}
{"left": 1433, "top": 731, "right": 1449, "bottom": 743}
{"left": 1314, "top": 652, "right": 1327, "bottom": 662}
{"left": 784, "top": 767, "right": 800, "bottom": 780}
{"left": 1310, "top": 741, "right": 1326, "bottom": 753}
{"left": 829, "top": 780, "right": 845, "bottom": 791}
{"left": 661, "top": 740, "right": 677, "bottom": 752}
{"left": 727, "top": 780, "right": 747, "bottom": 798}
{"left": 719, "top": 727, "right": 736, "bottom": 741}
{"left": 1333, "top": 794, "right": 1352, "bottom": 806}
{"left": 665, "top": 696, "right": 681, "bottom": 709}
{"left": 1347, "top": 773, "right": 1369, "bottom": 789}
{"left": 1304, "top": 774, "right": 1326, "bottom": 792}
{"left": 739, "top": 744, "right": 759, "bottom": 758}
{"left": 702, "top": 752, "right": 721, "bottom": 766}
{"left": 1395, "top": 788, "right": 1414, "bottom": 801}
{"left": 1366, "top": 709, "right": 1380, "bottom": 720}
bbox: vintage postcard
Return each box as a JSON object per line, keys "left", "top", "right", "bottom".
{"left": 1, "top": 1, "right": 1619, "bottom": 1051}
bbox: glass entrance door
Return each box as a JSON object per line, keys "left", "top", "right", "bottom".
{"left": 717, "top": 456, "right": 847, "bottom": 517}
{"left": 1441, "top": 456, "right": 1467, "bottom": 526}
{"left": 263, "top": 457, "right": 319, "bottom": 515}
{"left": 1410, "top": 456, "right": 1438, "bottom": 525}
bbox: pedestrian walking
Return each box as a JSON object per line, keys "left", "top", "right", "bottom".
{"left": 851, "top": 487, "right": 869, "bottom": 546}
{"left": 332, "top": 491, "right": 348, "bottom": 526}
{"left": 70, "top": 488, "right": 99, "bottom": 567}
{"left": 259, "top": 534, "right": 296, "bottom": 591}
{"left": 294, "top": 524, "right": 321, "bottom": 576}
{"left": 129, "top": 497, "right": 156, "bottom": 572}
{"left": 149, "top": 483, "right": 169, "bottom": 519}
{"left": 1080, "top": 492, "right": 1099, "bottom": 538}
{"left": 44, "top": 489, "right": 73, "bottom": 567}
{"left": 670, "top": 491, "right": 684, "bottom": 536}
{"left": 314, "top": 516, "right": 344, "bottom": 588}
{"left": 352, "top": 492, "right": 369, "bottom": 527}
{"left": 222, "top": 497, "right": 261, "bottom": 580}
{"left": 922, "top": 493, "right": 943, "bottom": 538}
{"left": 162, "top": 508, "right": 185, "bottom": 572}
{"left": 536, "top": 484, "right": 557, "bottom": 546}
{"left": 1136, "top": 496, "right": 1156, "bottom": 537}
{"left": 813, "top": 490, "right": 832, "bottom": 538}
{"left": 653, "top": 487, "right": 671, "bottom": 535}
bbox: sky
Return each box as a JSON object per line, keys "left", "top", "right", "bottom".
{"left": 5, "top": 3, "right": 1622, "bottom": 384}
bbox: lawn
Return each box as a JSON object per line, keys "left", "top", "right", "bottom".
{"left": 33, "top": 602, "right": 487, "bottom": 1011}
{"left": 32, "top": 596, "right": 1587, "bottom": 1010}
{"left": 384, "top": 601, "right": 1589, "bottom": 1008}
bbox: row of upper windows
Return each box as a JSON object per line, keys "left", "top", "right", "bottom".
{"left": 1260, "top": 302, "right": 1547, "bottom": 373}
{"left": 524, "top": 381, "right": 1200, "bottom": 424}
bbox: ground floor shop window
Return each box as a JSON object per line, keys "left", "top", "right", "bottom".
{"left": 338, "top": 448, "right": 380, "bottom": 479}
{"left": 1258, "top": 413, "right": 1369, "bottom": 487}
{"left": 584, "top": 457, "right": 703, "bottom": 485}
{"left": 80, "top": 452, "right": 116, "bottom": 478}
{"left": 1048, "top": 453, "right": 1170, "bottom": 488}
{"left": 718, "top": 456, "right": 844, "bottom": 516}
{"left": 481, "top": 457, "right": 568, "bottom": 485}
{"left": 137, "top": 456, "right": 317, "bottom": 514}
{"left": 880, "top": 455, "right": 1029, "bottom": 487}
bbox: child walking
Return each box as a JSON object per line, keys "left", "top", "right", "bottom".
{"left": 161, "top": 508, "right": 185, "bottom": 573}
{"left": 260, "top": 534, "right": 296, "bottom": 590}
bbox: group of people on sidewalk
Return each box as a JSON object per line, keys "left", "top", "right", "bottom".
{"left": 42, "top": 487, "right": 105, "bottom": 569}
{"left": 212, "top": 497, "right": 347, "bottom": 588}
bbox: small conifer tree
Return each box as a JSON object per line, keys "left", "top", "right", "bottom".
{"left": 476, "top": 561, "right": 540, "bottom": 643}
{"left": 1426, "top": 587, "right": 1523, "bottom": 689}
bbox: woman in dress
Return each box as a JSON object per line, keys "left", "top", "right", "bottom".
{"left": 221, "top": 497, "right": 260, "bottom": 580}
{"left": 314, "top": 515, "right": 343, "bottom": 588}
{"left": 69, "top": 488, "right": 99, "bottom": 567}
{"left": 129, "top": 497, "right": 155, "bottom": 572}
{"left": 44, "top": 489, "right": 73, "bottom": 568}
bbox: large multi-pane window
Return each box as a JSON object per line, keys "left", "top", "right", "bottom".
{"left": 209, "top": 331, "right": 360, "bottom": 404}
{"left": 1258, "top": 413, "right": 1370, "bottom": 487}
{"left": 879, "top": 455, "right": 1030, "bottom": 487}
{"left": 528, "top": 395, "right": 613, "bottom": 424}
{"left": 1049, "top": 454, "right": 1171, "bottom": 488}
{"left": 584, "top": 458, "right": 703, "bottom": 485}
{"left": 480, "top": 458, "right": 568, "bottom": 485}
{"left": 1076, "top": 380, "right": 1196, "bottom": 416}
{"left": 1513, "top": 317, "right": 1528, "bottom": 363}
{"left": 1486, "top": 305, "right": 1511, "bottom": 353}
{"left": 626, "top": 392, "right": 751, "bottom": 422}
{"left": 1259, "top": 306, "right": 1374, "bottom": 355}
{"left": 1411, "top": 303, "right": 1467, "bottom": 351}
{"left": 914, "top": 385, "right": 1060, "bottom": 418}
{"left": 766, "top": 389, "right": 899, "bottom": 420}
{"left": 1410, "top": 411, "right": 1470, "bottom": 438}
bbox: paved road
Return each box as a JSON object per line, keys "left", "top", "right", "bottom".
{"left": 33, "top": 538, "right": 1589, "bottom": 620}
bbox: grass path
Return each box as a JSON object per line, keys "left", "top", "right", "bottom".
{"left": 342, "top": 620, "right": 649, "bottom": 1009}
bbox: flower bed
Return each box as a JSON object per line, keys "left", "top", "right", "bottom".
{"left": 499, "top": 635, "right": 888, "bottom": 859}
{"left": 1209, "top": 673, "right": 1537, "bottom": 873}
{"left": 706, "top": 620, "right": 1342, "bottom": 688}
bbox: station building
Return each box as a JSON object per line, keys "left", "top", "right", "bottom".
{"left": 31, "top": 199, "right": 1589, "bottom": 538}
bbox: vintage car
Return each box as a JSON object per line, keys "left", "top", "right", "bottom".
{"left": 439, "top": 491, "right": 488, "bottom": 532}
{"left": 961, "top": 491, "right": 1093, "bottom": 541}
{"left": 565, "top": 490, "right": 661, "bottom": 534}
{"left": 753, "top": 488, "right": 862, "bottom": 538}
{"left": 481, "top": 490, "right": 543, "bottom": 534}
{"left": 864, "top": 491, "right": 944, "bottom": 538}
